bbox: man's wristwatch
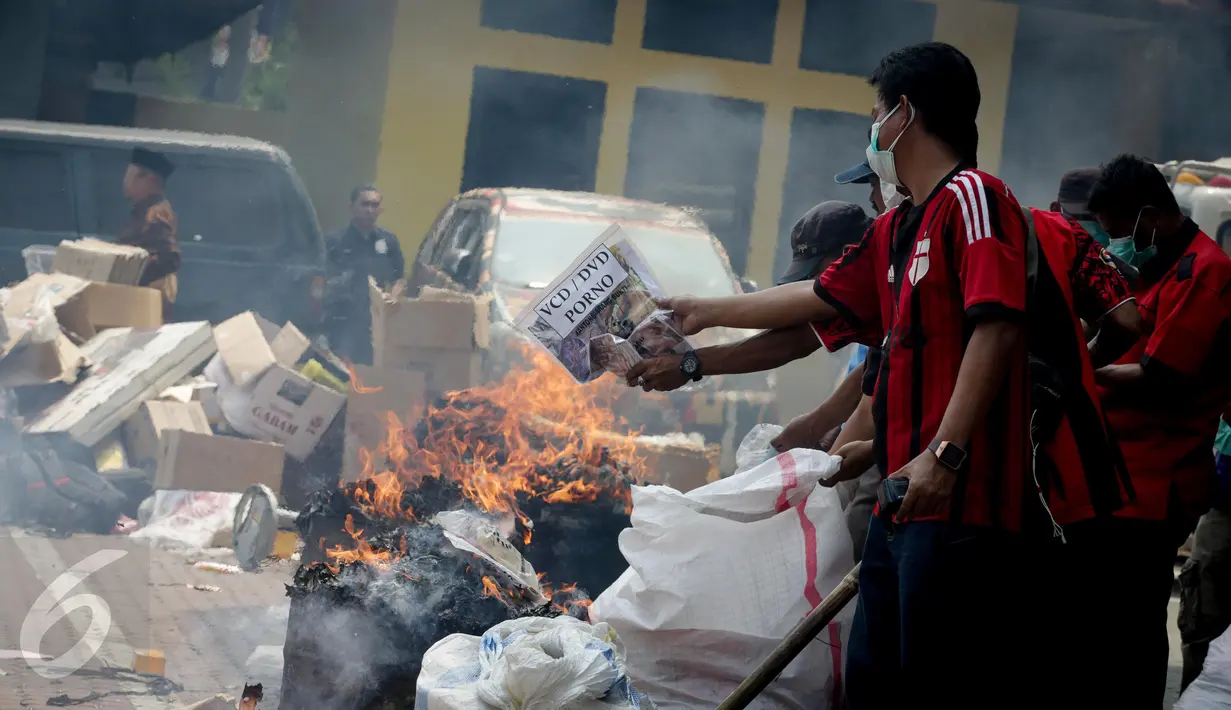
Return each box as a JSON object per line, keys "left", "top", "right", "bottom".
{"left": 679, "top": 350, "right": 703, "bottom": 382}
{"left": 928, "top": 439, "right": 968, "bottom": 472}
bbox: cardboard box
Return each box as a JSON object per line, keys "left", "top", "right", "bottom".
{"left": 213, "top": 312, "right": 278, "bottom": 387}
{"left": 242, "top": 366, "right": 346, "bottom": 461}
{"left": 53, "top": 238, "right": 149, "bottom": 285}
{"left": 155, "top": 430, "right": 284, "bottom": 493}
{"left": 4, "top": 273, "right": 161, "bottom": 342}
{"left": 207, "top": 356, "right": 345, "bottom": 462}
{"left": 343, "top": 365, "right": 427, "bottom": 481}
{"left": 375, "top": 345, "right": 483, "bottom": 395}
{"left": 158, "top": 379, "right": 224, "bottom": 428}
{"left": 643, "top": 444, "right": 714, "bottom": 493}
{"left": 369, "top": 278, "right": 491, "bottom": 351}
{"left": 124, "top": 400, "right": 212, "bottom": 468}
{"left": 597, "top": 433, "right": 714, "bottom": 493}
{"left": 212, "top": 312, "right": 310, "bottom": 390}
{"left": 25, "top": 322, "right": 217, "bottom": 447}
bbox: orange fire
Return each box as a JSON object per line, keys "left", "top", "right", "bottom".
{"left": 481, "top": 575, "right": 513, "bottom": 606}
{"left": 348, "top": 343, "right": 642, "bottom": 522}
{"left": 540, "top": 577, "right": 595, "bottom": 615}
{"left": 325, "top": 515, "right": 405, "bottom": 571}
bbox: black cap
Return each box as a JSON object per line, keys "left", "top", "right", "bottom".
{"left": 777, "top": 201, "right": 872, "bottom": 285}
{"left": 131, "top": 147, "right": 174, "bottom": 180}
{"left": 1057, "top": 167, "right": 1099, "bottom": 215}
{"left": 835, "top": 161, "right": 875, "bottom": 185}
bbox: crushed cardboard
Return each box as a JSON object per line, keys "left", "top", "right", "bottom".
{"left": 4, "top": 272, "right": 161, "bottom": 343}
{"left": 25, "top": 322, "right": 216, "bottom": 447}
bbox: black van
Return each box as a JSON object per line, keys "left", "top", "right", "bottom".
{"left": 0, "top": 120, "right": 327, "bottom": 329}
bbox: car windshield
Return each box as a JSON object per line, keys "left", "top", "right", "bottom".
{"left": 490, "top": 216, "right": 738, "bottom": 298}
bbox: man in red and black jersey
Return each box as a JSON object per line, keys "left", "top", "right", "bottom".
{"left": 663, "top": 42, "right": 1066, "bottom": 706}
{"left": 1087, "top": 155, "right": 1231, "bottom": 708}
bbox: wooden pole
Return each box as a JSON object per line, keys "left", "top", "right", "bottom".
{"left": 716, "top": 562, "right": 861, "bottom": 710}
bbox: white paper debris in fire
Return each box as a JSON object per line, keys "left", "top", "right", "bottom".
{"left": 514, "top": 224, "right": 693, "bottom": 384}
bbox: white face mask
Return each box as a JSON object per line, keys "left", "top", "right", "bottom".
{"left": 880, "top": 182, "right": 905, "bottom": 212}
{"left": 866, "top": 102, "right": 915, "bottom": 187}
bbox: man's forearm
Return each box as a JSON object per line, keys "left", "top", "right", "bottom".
{"left": 831, "top": 394, "right": 874, "bottom": 452}
{"left": 933, "top": 320, "right": 1022, "bottom": 447}
{"left": 702, "top": 281, "right": 835, "bottom": 331}
{"left": 1094, "top": 362, "right": 1143, "bottom": 390}
{"left": 1088, "top": 301, "right": 1143, "bottom": 369}
{"left": 698, "top": 325, "right": 821, "bottom": 376}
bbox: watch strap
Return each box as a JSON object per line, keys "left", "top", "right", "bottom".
{"left": 928, "top": 439, "right": 967, "bottom": 472}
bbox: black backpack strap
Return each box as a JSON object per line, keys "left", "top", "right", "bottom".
{"left": 1023, "top": 205, "right": 1039, "bottom": 310}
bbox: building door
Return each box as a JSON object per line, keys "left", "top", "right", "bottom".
{"left": 624, "top": 87, "right": 764, "bottom": 276}
{"left": 461, "top": 67, "right": 607, "bottom": 194}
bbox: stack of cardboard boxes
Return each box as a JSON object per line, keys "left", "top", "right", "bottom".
{"left": 369, "top": 279, "right": 490, "bottom": 397}
{"left": 0, "top": 237, "right": 350, "bottom": 504}
{"left": 341, "top": 280, "right": 492, "bottom": 481}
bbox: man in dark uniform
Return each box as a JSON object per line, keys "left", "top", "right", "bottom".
{"left": 119, "top": 147, "right": 180, "bottom": 318}
{"left": 324, "top": 185, "right": 405, "bottom": 365}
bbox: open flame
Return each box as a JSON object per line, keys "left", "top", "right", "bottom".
{"left": 325, "top": 515, "right": 405, "bottom": 571}
{"left": 349, "top": 343, "right": 641, "bottom": 522}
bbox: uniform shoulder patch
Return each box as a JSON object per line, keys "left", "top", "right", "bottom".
{"left": 1177, "top": 253, "right": 1196, "bottom": 282}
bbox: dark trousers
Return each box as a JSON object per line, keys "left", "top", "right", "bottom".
{"left": 846, "top": 516, "right": 1042, "bottom": 710}
{"left": 1057, "top": 516, "right": 1185, "bottom": 710}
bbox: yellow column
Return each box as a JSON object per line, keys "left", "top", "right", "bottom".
{"left": 745, "top": 0, "right": 808, "bottom": 287}
{"left": 593, "top": 0, "right": 646, "bottom": 196}
{"left": 374, "top": 0, "right": 483, "bottom": 254}
{"left": 931, "top": 0, "right": 1019, "bottom": 176}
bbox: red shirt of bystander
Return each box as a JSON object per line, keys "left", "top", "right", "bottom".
{"left": 1099, "top": 219, "right": 1231, "bottom": 522}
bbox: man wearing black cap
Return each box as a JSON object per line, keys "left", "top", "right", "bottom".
{"left": 119, "top": 147, "right": 180, "bottom": 316}
{"left": 624, "top": 201, "right": 870, "bottom": 405}
{"left": 1053, "top": 166, "right": 1113, "bottom": 246}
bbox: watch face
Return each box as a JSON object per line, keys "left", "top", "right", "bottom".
{"left": 682, "top": 357, "right": 698, "bottom": 374}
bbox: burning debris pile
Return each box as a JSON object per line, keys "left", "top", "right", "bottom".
{"left": 281, "top": 348, "right": 641, "bottom": 710}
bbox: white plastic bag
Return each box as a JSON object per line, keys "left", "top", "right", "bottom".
{"left": 1176, "top": 624, "right": 1231, "bottom": 709}
{"left": 129, "top": 490, "right": 242, "bottom": 554}
{"left": 590, "top": 448, "right": 854, "bottom": 710}
{"left": 416, "top": 616, "right": 654, "bottom": 710}
{"left": 735, "top": 424, "right": 784, "bottom": 473}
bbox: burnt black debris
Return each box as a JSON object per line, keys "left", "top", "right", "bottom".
{"left": 282, "top": 388, "right": 637, "bottom": 710}
{"left": 281, "top": 523, "right": 573, "bottom": 710}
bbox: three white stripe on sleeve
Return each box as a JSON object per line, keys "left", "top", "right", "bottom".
{"left": 945, "top": 170, "right": 993, "bottom": 244}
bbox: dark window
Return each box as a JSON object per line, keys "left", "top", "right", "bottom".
{"left": 800, "top": 0, "right": 936, "bottom": 77}
{"left": 642, "top": 0, "right": 778, "bottom": 64}
{"left": 776, "top": 108, "right": 872, "bottom": 283}
{"left": 0, "top": 140, "right": 75, "bottom": 233}
{"left": 85, "top": 147, "right": 296, "bottom": 253}
{"left": 462, "top": 67, "right": 607, "bottom": 194}
{"left": 480, "top": 0, "right": 617, "bottom": 44}
{"left": 625, "top": 87, "right": 764, "bottom": 275}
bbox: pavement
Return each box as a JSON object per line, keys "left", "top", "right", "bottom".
{"left": 0, "top": 526, "right": 1196, "bottom": 710}
{"left": 0, "top": 527, "right": 293, "bottom": 710}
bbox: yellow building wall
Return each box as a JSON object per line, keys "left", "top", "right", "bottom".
{"left": 374, "top": 0, "right": 1018, "bottom": 289}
